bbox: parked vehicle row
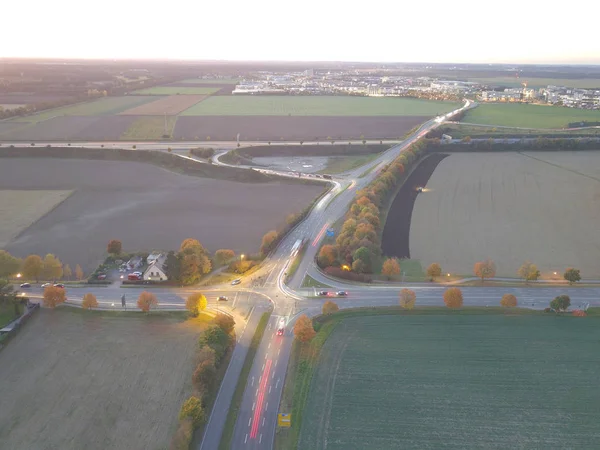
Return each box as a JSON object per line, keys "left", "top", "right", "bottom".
{"left": 318, "top": 290, "right": 347, "bottom": 297}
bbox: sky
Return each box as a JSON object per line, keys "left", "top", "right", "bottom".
{"left": 4, "top": 0, "right": 600, "bottom": 64}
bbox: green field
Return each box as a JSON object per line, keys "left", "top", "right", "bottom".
{"left": 441, "top": 122, "right": 600, "bottom": 138}
{"left": 120, "top": 116, "right": 178, "bottom": 140}
{"left": 463, "top": 103, "right": 600, "bottom": 129}
{"left": 317, "top": 154, "right": 380, "bottom": 174}
{"left": 180, "top": 96, "right": 461, "bottom": 116}
{"left": 178, "top": 78, "right": 240, "bottom": 84}
{"left": 298, "top": 313, "right": 600, "bottom": 450}
{"left": 11, "top": 96, "right": 157, "bottom": 122}
{"left": 132, "top": 86, "right": 220, "bottom": 95}
{"left": 470, "top": 77, "right": 600, "bottom": 89}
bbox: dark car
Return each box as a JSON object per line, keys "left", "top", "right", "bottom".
{"left": 336, "top": 291, "right": 348, "bottom": 296}
{"left": 20, "top": 283, "right": 31, "bottom": 288}
{"left": 53, "top": 283, "right": 65, "bottom": 288}
{"left": 318, "top": 291, "right": 329, "bottom": 296}
{"left": 218, "top": 296, "right": 228, "bottom": 302}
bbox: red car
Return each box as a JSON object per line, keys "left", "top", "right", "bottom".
{"left": 127, "top": 274, "right": 141, "bottom": 281}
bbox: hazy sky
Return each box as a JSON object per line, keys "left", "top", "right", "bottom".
{"left": 4, "top": 0, "right": 599, "bottom": 64}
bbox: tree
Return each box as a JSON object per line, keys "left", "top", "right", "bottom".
{"left": 137, "top": 291, "right": 158, "bottom": 313}
{"left": 193, "top": 360, "right": 217, "bottom": 388}
{"left": 500, "top": 293, "right": 517, "bottom": 307}
{"left": 462, "top": 136, "right": 472, "bottom": 143}
{"left": 352, "top": 247, "right": 374, "bottom": 273}
{"left": 164, "top": 251, "right": 181, "bottom": 282}
{"left": 214, "top": 249, "right": 235, "bottom": 266}
{"left": 563, "top": 268, "right": 581, "bottom": 285}
{"left": 107, "top": 239, "right": 122, "bottom": 255}
{"left": 185, "top": 293, "right": 207, "bottom": 317}
{"left": 82, "top": 293, "right": 98, "bottom": 310}
{"left": 443, "top": 287, "right": 463, "bottom": 308}
{"left": 179, "top": 396, "right": 205, "bottom": 426}
{"left": 42, "top": 254, "right": 63, "bottom": 280}
{"left": 43, "top": 285, "right": 66, "bottom": 308}
{"left": 260, "top": 230, "right": 279, "bottom": 255}
{"left": 214, "top": 313, "right": 235, "bottom": 334}
{"left": 517, "top": 261, "right": 540, "bottom": 283}
{"left": 293, "top": 315, "right": 316, "bottom": 342}
{"left": 381, "top": 258, "right": 401, "bottom": 280}
{"left": 0, "top": 279, "right": 21, "bottom": 316}
{"left": 550, "top": 294, "right": 571, "bottom": 312}
{"left": 0, "top": 250, "right": 20, "bottom": 278}
{"left": 473, "top": 259, "right": 496, "bottom": 283}
{"left": 351, "top": 259, "right": 367, "bottom": 274}
{"left": 317, "top": 245, "right": 338, "bottom": 268}
{"left": 426, "top": 263, "right": 442, "bottom": 281}
{"left": 63, "top": 264, "right": 72, "bottom": 280}
{"left": 75, "top": 264, "right": 84, "bottom": 281}
{"left": 22, "top": 255, "right": 43, "bottom": 281}
{"left": 399, "top": 288, "right": 416, "bottom": 310}
{"left": 179, "top": 238, "right": 206, "bottom": 255}
{"left": 322, "top": 300, "right": 339, "bottom": 315}
{"left": 200, "top": 326, "right": 231, "bottom": 364}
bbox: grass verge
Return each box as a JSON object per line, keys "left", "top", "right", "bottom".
{"left": 300, "top": 275, "right": 331, "bottom": 289}
{"left": 0, "top": 304, "right": 23, "bottom": 328}
{"left": 285, "top": 243, "right": 308, "bottom": 284}
{"left": 317, "top": 153, "right": 380, "bottom": 174}
{"left": 219, "top": 311, "right": 271, "bottom": 450}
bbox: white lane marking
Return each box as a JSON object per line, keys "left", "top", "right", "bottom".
{"left": 265, "top": 402, "right": 269, "bottom": 412}
{"left": 245, "top": 434, "right": 248, "bottom": 444}
{"left": 269, "top": 385, "right": 272, "bottom": 393}
{"left": 248, "top": 417, "right": 252, "bottom": 427}
{"left": 259, "top": 434, "right": 263, "bottom": 443}
{"left": 268, "top": 343, "right": 271, "bottom": 349}
{"left": 262, "top": 362, "right": 265, "bottom": 371}
{"left": 263, "top": 417, "right": 265, "bottom": 426}
{"left": 251, "top": 376, "right": 254, "bottom": 387}
{"left": 252, "top": 402, "right": 256, "bottom": 411}
{"left": 272, "top": 371, "right": 275, "bottom": 379}
{"left": 275, "top": 378, "right": 280, "bottom": 389}
{"left": 277, "top": 348, "right": 281, "bottom": 357}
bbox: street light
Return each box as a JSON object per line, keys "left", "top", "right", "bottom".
{"left": 241, "top": 254, "right": 245, "bottom": 261}
{"left": 16, "top": 273, "right": 22, "bottom": 278}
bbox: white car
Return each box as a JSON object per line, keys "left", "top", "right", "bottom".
{"left": 231, "top": 279, "right": 241, "bottom": 286}
{"left": 41, "top": 282, "right": 52, "bottom": 288}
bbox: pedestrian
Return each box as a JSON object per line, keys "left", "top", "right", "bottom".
{"left": 121, "top": 294, "right": 126, "bottom": 310}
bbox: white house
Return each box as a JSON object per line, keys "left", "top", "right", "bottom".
{"left": 143, "top": 255, "right": 168, "bottom": 281}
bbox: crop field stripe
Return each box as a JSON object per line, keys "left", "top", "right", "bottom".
{"left": 118, "top": 95, "right": 207, "bottom": 115}
{"left": 131, "top": 86, "right": 220, "bottom": 96}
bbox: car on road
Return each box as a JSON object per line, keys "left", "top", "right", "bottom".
{"left": 41, "top": 283, "right": 52, "bottom": 288}
{"left": 53, "top": 283, "right": 65, "bottom": 288}
{"left": 218, "top": 296, "right": 228, "bottom": 302}
{"left": 318, "top": 291, "right": 329, "bottom": 296}
{"left": 336, "top": 291, "right": 348, "bottom": 296}
{"left": 277, "top": 318, "right": 286, "bottom": 336}
{"left": 96, "top": 273, "right": 107, "bottom": 280}
{"left": 231, "top": 279, "right": 241, "bottom": 286}
{"left": 20, "top": 283, "right": 31, "bottom": 288}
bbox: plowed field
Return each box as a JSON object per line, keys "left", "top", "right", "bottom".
{"left": 119, "top": 95, "right": 206, "bottom": 115}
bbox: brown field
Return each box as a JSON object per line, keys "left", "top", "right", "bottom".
{"left": 174, "top": 116, "right": 427, "bottom": 141}
{"left": 0, "top": 190, "right": 72, "bottom": 247}
{"left": 1, "top": 158, "right": 323, "bottom": 271}
{"left": 409, "top": 151, "right": 600, "bottom": 277}
{"left": 119, "top": 95, "right": 207, "bottom": 115}
{"left": 0, "top": 309, "right": 203, "bottom": 450}
{"left": 120, "top": 116, "right": 178, "bottom": 140}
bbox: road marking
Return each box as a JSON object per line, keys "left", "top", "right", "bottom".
{"left": 263, "top": 417, "right": 265, "bottom": 426}
{"left": 262, "top": 362, "right": 265, "bottom": 371}
{"left": 250, "top": 359, "right": 272, "bottom": 438}
{"left": 269, "top": 385, "right": 272, "bottom": 393}
{"left": 259, "top": 434, "right": 263, "bottom": 443}
{"left": 248, "top": 418, "right": 252, "bottom": 427}
{"left": 252, "top": 402, "right": 256, "bottom": 411}
{"left": 245, "top": 434, "right": 248, "bottom": 444}
{"left": 272, "top": 371, "right": 275, "bottom": 379}
{"left": 265, "top": 402, "right": 268, "bottom": 412}
{"left": 278, "top": 348, "right": 281, "bottom": 357}
{"left": 251, "top": 376, "right": 254, "bottom": 387}
{"left": 312, "top": 222, "right": 329, "bottom": 247}
{"left": 268, "top": 343, "right": 271, "bottom": 349}
{"left": 276, "top": 378, "right": 280, "bottom": 389}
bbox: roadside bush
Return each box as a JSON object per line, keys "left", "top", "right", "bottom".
{"left": 228, "top": 259, "right": 258, "bottom": 274}
{"left": 324, "top": 266, "right": 372, "bottom": 283}
{"left": 190, "top": 147, "right": 215, "bottom": 159}
{"left": 178, "top": 396, "right": 205, "bottom": 426}
{"left": 500, "top": 294, "right": 517, "bottom": 308}
{"left": 193, "top": 360, "right": 217, "bottom": 389}
{"left": 443, "top": 287, "right": 463, "bottom": 308}
{"left": 169, "top": 417, "right": 193, "bottom": 450}
{"left": 572, "top": 309, "right": 587, "bottom": 317}
{"left": 199, "top": 326, "right": 231, "bottom": 364}
{"left": 213, "top": 313, "right": 235, "bottom": 334}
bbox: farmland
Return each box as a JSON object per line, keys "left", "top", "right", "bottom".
{"left": 0, "top": 158, "right": 323, "bottom": 271}
{"left": 132, "top": 86, "right": 220, "bottom": 96}
{"left": 409, "top": 152, "right": 600, "bottom": 277}
{"left": 180, "top": 96, "right": 460, "bottom": 116}
{"left": 119, "top": 95, "right": 206, "bottom": 115}
{"left": 175, "top": 78, "right": 240, "bottom": 84}
{"left": 299, "top": 314, "right": 600, "bottom": 450}
{"left": 462, "top": 103, "right": 600, "bottom": 129}
{"left": 120, "top": 116, "right": 178, "bottom": 140}
{"left": 0, "top": 190, "right": 72, "bottom": 247}
{"left": 468, "top": 77, "right": 600, "bottom": 89}
{"left": 0, "top": 308, "right": 203, "bottom": 450}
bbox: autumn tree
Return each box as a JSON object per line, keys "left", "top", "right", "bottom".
{"left": 214, "top": 313, "right": 235, "bottom": 334}
{"left": 180, "top": 238, "right": 206, "bottom": 255}
{"left": 351, "top": 259, "right": 367, "bottom": 274}
{"left": 0, "top": 250, "right": 20, "bottom": 278}
{"left": 517, "top": 261, "right": 540, "bottom": 283}
{"left": 426, "top": 263, "right": 442, "bottom": 281}
{"left": 178, "top": 239, "right": 211, "bottom": 285}
{"left": 75, "top": 264, "right": 84, "bottom": 281}
{"left": 137, "top": 291, "right": 158, "bottom": 313}
{"left": 185, "top": 292, "right": 207, "bottom": 317}
{"left": 381, "top": 258, "right": 401, "bottom": 280}
{"left": 550, "top": 294, "right": 571, "bottom": 312}
{"left": 293, "top": 314, "right": 316, "bottom": 342}
{"left": 260, "top": 230, "right": 279, "bottom": 256}
{"left": 63, "top": 264, "right": 72, "bottom": 280}
{"left": 473, "top": 259, "right": 496, "bottom": 283}
{"left": 399, "top": 288, "right": 416, "bottom": 310}
{"left": 43, "top": 285, "right": 66, "bottom": 308}
{"left": 82, "top": 293, "right": 98, "bottom": 310}
{"left": 322, "top": 300, "right": 339, "bottom": 315}
{"left": 353, "top": 247, "right": 374, "bottom": 273}
{"left": 200, "top": 326, "right": 231, "bottom": 364}
{"left": 179, "top": 396, "right": 205, "bottom": 426}
{"left": 193, "top": 360, "right": 217, "bottom": 388}
{"left": 214, "top": 249, "right": 235, "bottom": 266}
{"left": 317, "top": 245, "right": 338, "bottom": 268}
{"left": 500, "top": 293, "right": 517, "bottom": 308}
{"left": 443, "top": 287, "right": 463, "bottom": 308}
{"left": 42, "top": 254, "right": 63, "bottom": 280}
{"left": 563, "top": 268, "right": 581, "bottom": 285}
{"left": 22, "top": 254, "right": 43, "bottom": 281}
{"left": 107, "top": 239, "right": 122, "bottom": 255}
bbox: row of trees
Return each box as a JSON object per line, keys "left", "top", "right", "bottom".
{"left": 473, "top": 259, "right": 581, "bottom": 285}
{"left": 0, "top": 250, "right": 84, "bottom": 282}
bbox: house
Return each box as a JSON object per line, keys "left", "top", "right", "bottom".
{"left": 143, "top": 255, "right": 168, "bottom": 281}
{"left": 147, "top": 251, "right": 163, "bottom": 265}
{"left": 126, "top": 256, "right": 143, "bottom": 270}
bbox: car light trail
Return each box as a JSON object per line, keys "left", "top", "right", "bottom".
{"left": 250, "top": 359, "right": 272, "bottom": 438}
{"left": 312, "top": 223, "right": 329, "bottom": 247}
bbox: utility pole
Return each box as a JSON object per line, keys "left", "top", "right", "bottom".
{"left": 163, "top": 113, "right": 167, "bottom": 137}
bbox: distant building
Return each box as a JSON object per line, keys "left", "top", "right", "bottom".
{"left": 143, "top": 255, "right": 168, "bottom": 281}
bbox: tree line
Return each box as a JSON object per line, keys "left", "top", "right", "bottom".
{"left": 0, "top": 250, "right": 84, "bottom": 282}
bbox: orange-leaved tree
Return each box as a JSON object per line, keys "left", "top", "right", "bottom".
{"left": 474, "top": 259, "right": 496, "bottom": 283}
{"left": 399, "top": 288, "right": 416, "bottom": 310}
{"left": 214, "top": 313, "right": 235, "bottom": 334}
{"left": 63, "top": 264, "right": 72, "bottom": 280}
{"left": 443, "top": 287, "right": 463, "bottom": 308}
{"left": 214, "top": 249, "right": 235, "bottom": 266}
{"left": 426, "top": 263, "right": 442, "bottom": 281}
{"left": 517, "top": 261, "right": 540, "bottom": 283}
{"left": 107, "top": 239, "right": 122, "bottom": 255}
{"left": 500, "top": 293, "right": 517, "bottom": 308}
{"left": 75, "top": 264, "right": 84, "bottom": 281}
{"left": 317, "top": 245, "right": 338, "bottom": 268}
{"left": 381, "top": 258, "right": 401, "bottom": 280}
{"left": 293, "top": 314, "right": 316, "bottom": 342}
{"left": 43, "top": 285, "right": 66, "bottom": 308}
{"left": 82, "top": 293, "right": 98, "bottom": 310}
{"left": 137, "top": 291, "right": 158, "bottom": 313}
{"left": 260, "top": 230, "right": 279, "bottom": 256}
{"left": 22, "top": 254, "right": 43, "bottom": 282}
{"left": 322, "top": 300, "right": 339, "bottom": 315}
{"left": 186, "top": 292, "right": 207, "bottom": 317}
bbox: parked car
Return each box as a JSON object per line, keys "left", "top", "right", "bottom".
{"left": 218, "top": 296, "right": 228, "bottom": 302}
{"left": 336, "top": 291, "right": 348, "bottom": 296}
{"left": 132, "top": 271, "right": 143, "bottom": 277}
{"left": 20, "top": 283, "right": 31, "bottom": 288}
{"left": 97, "top": 273, "right": 107, "bottom": 280}
{"left": 41, "top": 283, "right": 52, "bottom": 288}
{"left": 231, "top": 279, "right": 241, "bottom": 286}
{"left": 318, "top": 291, "right": 329, "bottom": 296}
{"left": 128, "top": 274, "right": 141, "bottom": 281}
{"left": 53, "top": 284, "right": 65, "bottom": 288}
